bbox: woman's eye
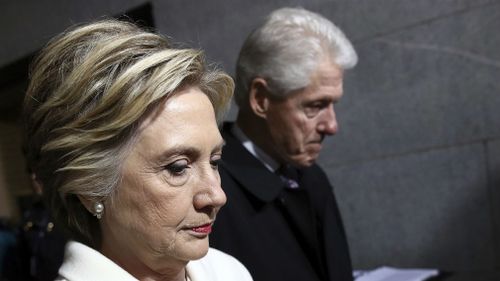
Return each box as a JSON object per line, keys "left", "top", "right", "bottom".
{"left": 164, "top": 160, "right": 189, "bottom": 176}
{"left": 210, "top": 156, "right": 222, "bottom": 170}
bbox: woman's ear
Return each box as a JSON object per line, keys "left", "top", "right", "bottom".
{"left": 248, "top": 78, "right": 271, "bottom": 119}
{"left": 77, "top": 195, "right": 93, "bottom": 214}
{"left": 78, "top": 195, "right": 105, "bottom": 219}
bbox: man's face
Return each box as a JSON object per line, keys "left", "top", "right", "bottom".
{"left": 264, "top": 61, "right": 343, "bottom": 167}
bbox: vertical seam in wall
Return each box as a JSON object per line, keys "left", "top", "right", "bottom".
{"left": 484, "top": 140, "right": 500, "bottom": 269}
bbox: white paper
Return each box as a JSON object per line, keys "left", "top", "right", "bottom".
{"left": 355, "top": 266, "right": 439, "bottom": 281}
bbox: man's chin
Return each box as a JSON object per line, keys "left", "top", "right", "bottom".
{"left": 289, "top": 156, "right": 316, "bottom": 168}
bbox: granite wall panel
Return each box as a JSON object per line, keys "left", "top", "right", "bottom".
{"left": 0, "top": 0, "right": 148, "bottom": 66}
{"left": 318, "top": 2, "right": 500, "bottom": 166}
{"left": 487, "top": 139, "right": 500, "bottom": 267}
{"left": 152, "top": 0, "right": 498, "bottom": 74}
{"left": 327, "top": 143, "right": 496, "bottom": 270}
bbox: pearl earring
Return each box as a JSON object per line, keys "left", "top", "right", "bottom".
{"left": 93, "top": 202, "right": 104, "bottom": 219}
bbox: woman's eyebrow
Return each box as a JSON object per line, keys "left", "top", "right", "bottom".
{"left": 213, "top": 140, "right": 226, "bottom": 153}
{"left": 155, "top": 145, "right": 200, "bottom": 162}
{"left": 155, "top": 140, "right": 225, "bottom": 162}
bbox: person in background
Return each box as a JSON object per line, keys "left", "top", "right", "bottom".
{"left": 2, "top": 173, "right": 66, "bottom": 281}
{"left": 210, "top": 7, "right": 358, "bottom": 281}
{"left": 21, "top": 19, "right": 253, "bottom": 281}
{"left": 0, "top": 218, "right": 16, "bottom": 279}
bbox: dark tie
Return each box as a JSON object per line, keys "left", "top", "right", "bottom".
{"left": 276, "top": 166, "right": 327, "bottom": 280}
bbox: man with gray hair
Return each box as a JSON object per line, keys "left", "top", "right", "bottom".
{"left": 211, "top": 7, "right": 357, "bottom": 281}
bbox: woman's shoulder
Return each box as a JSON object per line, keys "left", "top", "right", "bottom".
{"left": 203, "top": 247, "right": 248, "bottom": 267}
{"left": 57, "top": 241, "right": 138, "bottom": 281}
{"left": 187, "top": 248, "right": 253, "bottom": 281}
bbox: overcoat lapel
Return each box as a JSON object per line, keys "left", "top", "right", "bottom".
{"left": 220, "top": 124, "right": 283, "bottom": 203}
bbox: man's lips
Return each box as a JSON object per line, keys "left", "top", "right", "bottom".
{"left": 308, "top": 141, "right": 323, "bottom": 149}
{"left": 309, "top": 136, "right": 324, "bottom": 144}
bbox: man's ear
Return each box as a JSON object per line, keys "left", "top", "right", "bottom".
{"left": 249, "top": 78, "right": 271, "bottom": 119}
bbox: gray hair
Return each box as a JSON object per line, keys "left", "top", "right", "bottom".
{"left": 234, "top": 7, "right": 357, "bottom": 107}
{"left": 22, "top": 19, "right": 233, "bottom": 247}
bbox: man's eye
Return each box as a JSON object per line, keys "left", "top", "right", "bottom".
{"left": 304, "top": 105, "right": 321, "bottom": 118}
{"left": 164, "top": 160, "right": 189, "bottom": 176}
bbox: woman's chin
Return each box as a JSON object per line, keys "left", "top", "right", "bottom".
{"left": 182, "top": 238, "right": 210, "bottom": 261}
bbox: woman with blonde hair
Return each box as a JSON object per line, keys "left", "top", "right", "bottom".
{"left": 22, "top": 19, "right": 253, "bottom": 281}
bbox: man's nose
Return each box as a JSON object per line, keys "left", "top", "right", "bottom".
{"left": 317, "top": 104, "right": 338, "bottom": 135}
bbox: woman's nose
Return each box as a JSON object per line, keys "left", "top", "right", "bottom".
{"left": 194, "top": 168, "right": 227, "bottom": 210}
{"left": 208, "top": 181, "right": 227, "bottom": 208}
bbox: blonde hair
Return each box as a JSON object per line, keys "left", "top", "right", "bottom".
{"left": 22, "top": 19, "right": 233, "bottom": 246}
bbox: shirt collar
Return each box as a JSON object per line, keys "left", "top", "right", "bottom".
{"left": 231, "top": 124, "right": 280, "bottom": 173}
{"left": 58, "top": 241, "right": 138, "bottom": 280}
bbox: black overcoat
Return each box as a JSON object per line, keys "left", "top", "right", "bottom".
{"left": 210, "top": 123, "right": 353, "bottom": 281}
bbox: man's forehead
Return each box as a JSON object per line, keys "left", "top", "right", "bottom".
{"left": 289, "top": 84, "right": 343, "bottom": 104}
{"left": 314, "top": 62, "right": 344, "bottom": 82}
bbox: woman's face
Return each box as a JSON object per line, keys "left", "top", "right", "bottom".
{"left": 100, "top": 87, "right": 226, "bottom": 275}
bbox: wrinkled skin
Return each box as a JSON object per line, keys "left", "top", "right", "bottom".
{"left": 264, "top": 60, "right": 344, "bottom": 167}
{"left": 99, "top": 87, "right": 226, "bottom": 280}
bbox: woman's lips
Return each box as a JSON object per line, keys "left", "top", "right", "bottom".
{"left": 191, "top": 223, "right": 212, "bottom": 234}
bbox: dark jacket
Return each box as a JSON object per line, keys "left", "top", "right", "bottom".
{"left": 211, "top": 123, "right": 353, "bottom": 281}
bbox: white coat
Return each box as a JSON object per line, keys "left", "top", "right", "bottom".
{"left": 55, "top": 241, "right": 253, "bottom": 281}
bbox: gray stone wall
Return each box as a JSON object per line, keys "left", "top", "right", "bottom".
{"left": 1, "top": 0, "right": 499, "bottom": 272}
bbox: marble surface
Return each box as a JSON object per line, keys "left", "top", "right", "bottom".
{"left": 486, "top": 139, "right": 500, "bottom": 266}
{"left": 0, "top": 0, "right": 148, "bottom": 66}
{"left": 319, "top": 2, "right": 500, "bottom": 166}
{"left": 329, "top": 143, "right": 495, "bottom": 270}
